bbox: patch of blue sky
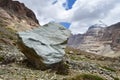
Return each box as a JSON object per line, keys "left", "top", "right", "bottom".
{"left": 63, "top": 0, "right": 76, "bottom": 10}
{"left": 60, "top": 22, "right": 71, "bottom": 28}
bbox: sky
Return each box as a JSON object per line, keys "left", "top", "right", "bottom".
{"left": 16, "top": 0, "right": 120, "bottom": 34}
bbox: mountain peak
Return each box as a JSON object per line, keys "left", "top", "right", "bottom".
{"left": 86, "top": 24, "right": 105, "bottom": 37}
{"left": 88, "top": 24, "right": 105, "bottom": 30}
{"left": 68, "top": 22, "right": 120, "bottom": 57}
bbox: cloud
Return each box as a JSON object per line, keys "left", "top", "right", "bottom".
{"left": 16, "top": 0, "right": 120, "bottom": 34}
{"left": 68, "top": 0, "right": 120, "bottom": 34}
{"left": 102, "top": 3, "right": 120, "bottom": 25}
{"left": 16, "top": 0, "right": 70, "bottom": 25}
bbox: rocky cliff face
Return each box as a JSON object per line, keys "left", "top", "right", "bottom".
{"left": 68, "top": 24, "right": 105, "bottom": 50}
{"left": 67, "top": 34, "right": 83, "bottom": 48}
{"left": 102, "top": 22, "right": 120, "bottom": 50}
{"left": 85, "top": 24, "right": 105, "bottom": 37}
{"left": 68, "top": 23, "right": 120, "bottom": 57}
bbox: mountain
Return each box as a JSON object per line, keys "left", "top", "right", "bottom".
{"left": 0, "top": 0, "right": 72, "bottom": 72}
{"left": 102, "top": 22, "right": 120, "bottom": 51}
{"left": 0, "top": 0, "right": 39, "bottom": 31}
{"left": 67, "top": 34, "right": 83, "bottom": 48}
{"left": 0, "top": 0, "right": 40, "bottom": 46}
{"left": 68, "top": 23, "right": 120, "bottom": 57}
{"left": 0, "top": 0, "right": 39, "bottom": 64}
{"left": 0, "top": 0, "right": 120, "bottom": 80}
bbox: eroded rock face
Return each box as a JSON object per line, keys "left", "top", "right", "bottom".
{"left": 17, "top": 23, "right": 71, "bottom": 69}
{"left": 67, "top": 34, "right": 84, "bottom": 48}
{"left": 68, "top": 24, "right": 106, "bottom": 54}
{"left": 68, "top": 23, "right": 120, "bottom": 57}
{"left": 102, "top": 22, "right": 120, "bottom": 50}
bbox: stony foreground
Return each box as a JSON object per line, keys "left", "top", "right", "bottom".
{"left": 0, "top": 44, "right": 120, "bottom": 80}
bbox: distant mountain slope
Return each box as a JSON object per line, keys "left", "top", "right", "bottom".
{"left": 67, "top": 23, "right": 120, "bottom": 57}
{"left": 102, "top": 22, "right": 120, "bottom": 50}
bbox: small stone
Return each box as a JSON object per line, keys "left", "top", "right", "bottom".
{"left": 69, "top": 51, "right": 74, "bottom": 54}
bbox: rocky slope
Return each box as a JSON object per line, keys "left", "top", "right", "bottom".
{"left": 0, "top": 0, "right": 120, "bottom": 80}
{"left": 0, "top": 0, "right": 39, "bottom": 64}
{"left": 68, "top": 23, "right": 120, "bottom": 57}
{"left": 0, "top": 0, "right": 39, "bottom": 31}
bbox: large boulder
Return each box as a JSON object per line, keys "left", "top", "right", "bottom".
{"left": 17, "top": 22, "right": 71, "bottom": 69}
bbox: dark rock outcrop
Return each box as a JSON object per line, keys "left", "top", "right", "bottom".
{"left": 0, "top": 0, "right": 39, "bottom": 25}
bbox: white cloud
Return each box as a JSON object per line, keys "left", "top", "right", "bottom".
{"left": 16, "top": 0, "right": 120, "bottom": 34}
{"left": 102, "top": 3, "right": 120, "bottom": 25}
{"left": 68, "top": 0, "right": 120, "bottom": 34}
{"left": 16, "top": 0, "right": 71, "bottom": 25}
